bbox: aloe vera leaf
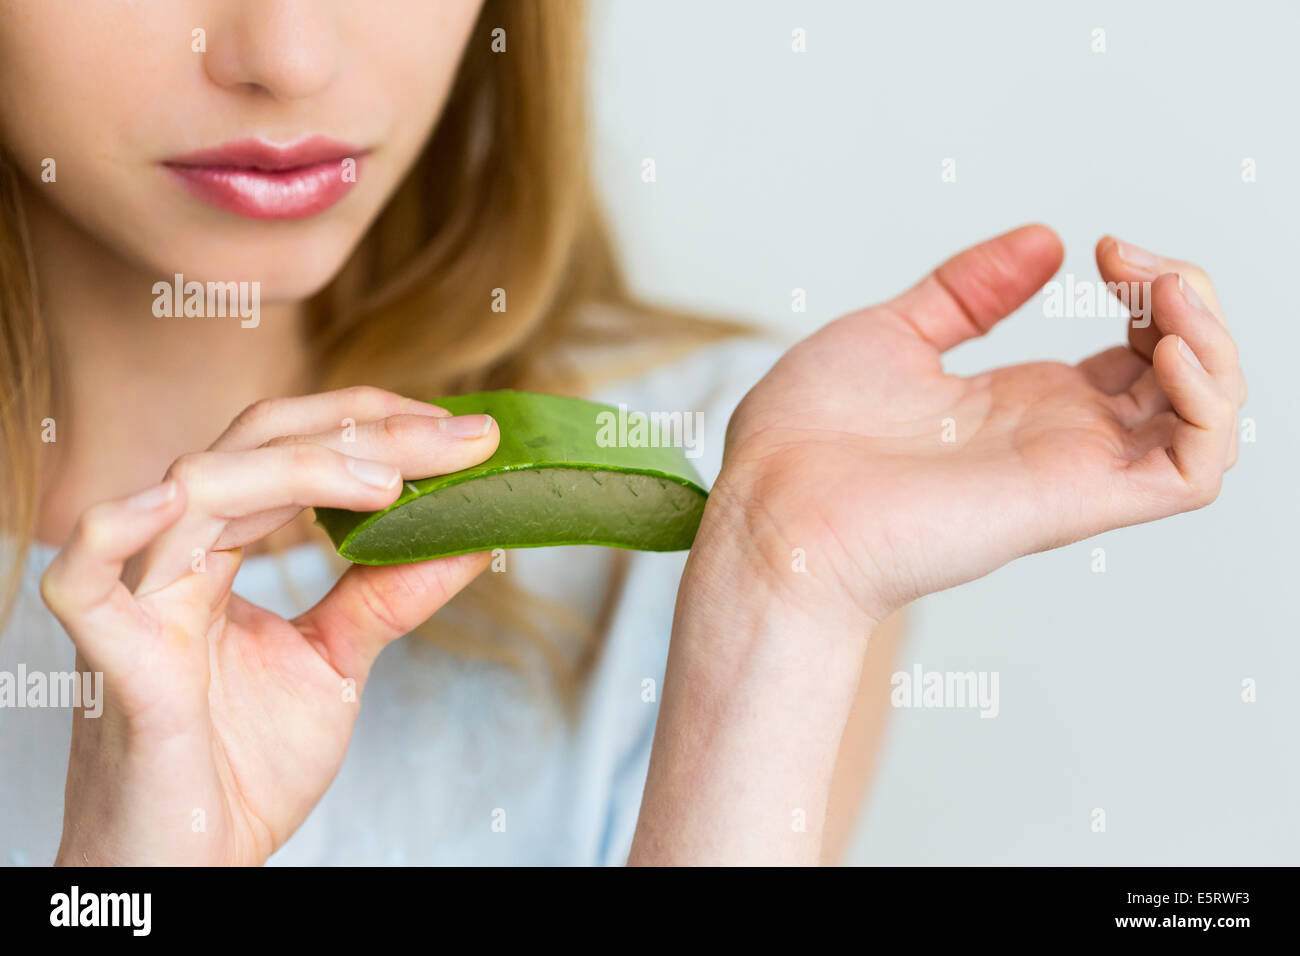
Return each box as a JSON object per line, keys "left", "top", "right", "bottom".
{"left": 315, "top": 390, "right": 709, "bottom": 565}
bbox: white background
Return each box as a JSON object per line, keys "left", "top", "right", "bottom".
{"left": 590, "top": 0, "right": 1298, "bottom": 864}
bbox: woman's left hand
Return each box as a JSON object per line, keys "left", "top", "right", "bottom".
{"left": 632, "top": 224, "right": 1245, "bottom": 864}
{"left": 711, "top": 224, "right": 1245, "bottom": 631}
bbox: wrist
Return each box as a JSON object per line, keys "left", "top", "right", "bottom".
{"left": 678, "top": 486, "right": 873, "bottom": 709}
{"left": 694, "top": 468, "right": 893, "bottom": 637}
{"left": 60, "top": 721, "right": 251, "bottom": 866}
{"left": 633, "top": 478, "right": 879, "bottom": 864}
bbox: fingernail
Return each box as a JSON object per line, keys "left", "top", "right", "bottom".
{"left": 438, "top": 414, "right": 493, "bottom": 439}
{"left": 127, "top": 481, "right": 177, "bottom": 510}
{"left": 1116, "top": 241, "right": 1158, "bottom": 272}
{"left": 1177, "top": 273, "right": 1206, "bottom": 311}
{"left": 346, "top": 457, "right": 401, "bottom": 489}
{"left": 1177, "top": 336, "right": 1203, "bottom": 370}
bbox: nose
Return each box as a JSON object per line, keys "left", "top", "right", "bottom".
{"left": 202, "top": 0, "right": 341, "bottom": 101}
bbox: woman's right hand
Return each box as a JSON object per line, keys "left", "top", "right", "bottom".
{"left": 40, "top": 387, "right": 499, "bottom": 866}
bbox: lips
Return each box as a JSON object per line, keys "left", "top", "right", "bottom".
{"left": 163, "top": 137, "right": 364, "bottom": 220}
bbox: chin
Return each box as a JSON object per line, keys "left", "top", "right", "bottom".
{"left": 150, "top": 233, "right": 358, "bottom": 305}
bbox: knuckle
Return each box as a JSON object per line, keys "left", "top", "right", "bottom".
{"left": 1188, "top": 473, "right": 1224, "bottom": 509}
{"left": 231, "top": 397, "right": 279, "bottom": 431}
{"left": 340, "top": 386, "right": 398, "bottom": 416}
{"left": 1218, "top": 393, "right": 1238, "bottom": 423}
{"left": 1203, "top": 478, "right": 1224, "bottom": 507}
{"left": 68, "top": 502, "right": 115, "bottom": 556}
{"left": 165, "top": 453, "right": 212, "bottom": 505}
{"left": 285, "top": 441, "right": 332, "bottom": 472}
{"left": 378, "top": 414, "right": 410, "bottom": 444}
{"left": 342, "top": 385, "right": 386, "bottom": 404}
{"left": 378, "top": 413, "right": 425, "bottom": 444}
{"left": 1218, "top": 334, "right": 1240, "bottom": 367}
{"left": 38, "top": 563, "right": 69, "bottom": 614}
{"left": 165, "top": 452, "right": 205, "bottom": 488}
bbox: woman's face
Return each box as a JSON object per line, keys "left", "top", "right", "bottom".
{"left": 0, "top": 0, "right": 483, "bottom": 300}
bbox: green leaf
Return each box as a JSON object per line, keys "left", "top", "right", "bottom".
{"left": 315, "top": 390, "right": 709, "bottom": 565}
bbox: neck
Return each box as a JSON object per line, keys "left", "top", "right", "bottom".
{"left": 25, "top": 186, "right": 311, "bottom": 547}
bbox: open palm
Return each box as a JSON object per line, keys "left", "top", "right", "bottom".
{"left": 719, "top": 226, "right": 1244, "bottom": 623}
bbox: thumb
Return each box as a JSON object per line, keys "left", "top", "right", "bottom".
{"left": 888, "top": 223, "right": 1064, "bottom": 352}
{"left": 292, "top": 552, "right": 490, "bottom": 681}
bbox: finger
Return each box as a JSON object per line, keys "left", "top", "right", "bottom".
{"left": 888, "top": 223, "right": 1064, "bottom": 352}
{"left": 211, "top": 386, "right": 449, "bottom": 452}
{"left": 292, "top": 552, "right": 490, "bottom": 682}
{"left": 262, "top": 412, "right": 497, "bottom": 473}
{"left": 128, "top": 445, "right": 407, "bottom": 594}
{"left": 1086, "top": 271, "right": 1245, "bottom": 429}
{"left": 134, "top": 412, "right": 499, "bottom": 594}
{"left": 1094, "top": 236, "right": 1226, "bottom": 359}
{"left": 1124, "top": 335, "right": 1234, "bottom": 511}
{"left": 40, "top": 481, "right": 185, "bottom": 654}
{"left": 1151, "top": 273, "right": 1246, "bottom": 404}
{"left": 193, "top": 548, "right": 245, "bottom": 615}
{"left": 221, "top": 412, "right": 500, "bottom": 552}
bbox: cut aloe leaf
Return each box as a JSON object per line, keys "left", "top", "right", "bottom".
{"left": 315, "top": 390, "right": 709, "bottom": 565}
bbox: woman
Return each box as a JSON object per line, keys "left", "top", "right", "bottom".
{"left": 0, "top": 1, "right": 1244, "bottom": 866}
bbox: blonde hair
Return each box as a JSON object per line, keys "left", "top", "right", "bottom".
{"left": 0, "top": 0, "right": 745, "bottom": 697}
